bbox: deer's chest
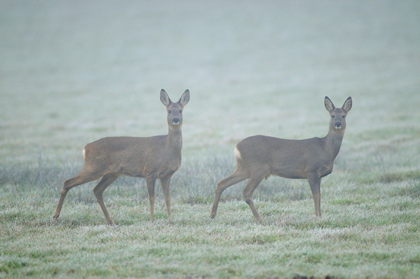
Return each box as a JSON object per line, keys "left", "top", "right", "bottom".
{"left": 158, "top": 165, "right": 180, "bottom": 178}
{"left": 319, "top": 162, "right": 334, "bottom": 177}
{"left": 155, "top": 155, "right": 181, "bottom": 178}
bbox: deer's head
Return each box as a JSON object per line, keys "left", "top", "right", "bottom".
{"left": 160, "top": 89, "right": 190, "bottom": 127}
{"left": 325, "top": 96, "right": 352, "bottom": 132}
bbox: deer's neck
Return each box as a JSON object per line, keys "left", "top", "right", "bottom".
{"left": 323, "top": 129, "right": 345, "bottom": 160}
{"left": 167, "top": 126, "right": 183, "bottom": 153}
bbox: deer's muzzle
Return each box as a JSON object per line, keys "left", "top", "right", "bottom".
{"left": 171, "top": 118, "right": 180, "bottom": 125}
{"left": 334, "top": 122, "right": 343, "bottom": 129}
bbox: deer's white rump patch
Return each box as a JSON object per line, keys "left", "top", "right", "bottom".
{"left": 234, "top": 146, "right": 241, "bottom": 160}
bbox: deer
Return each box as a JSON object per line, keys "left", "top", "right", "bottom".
{"left": 210, "top": 96, "right": 352, "bottom": 222}
{"left": 53, "top": 89, "right": 190, "bottom": 225}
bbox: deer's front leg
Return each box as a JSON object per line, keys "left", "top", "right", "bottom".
{"left": 146, "top": 177, "right": 156, "bottom": 222}
{"left": 160, "top": 176, "right": 172, "bottom": 222}
{"left": 307, "top": 173, "right": 322, "bottom": 217}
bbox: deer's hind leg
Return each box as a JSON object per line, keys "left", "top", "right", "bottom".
{"left": 210, "top": 167, "right": 249, "bottom": 218}
{"left": 53, "top": 168, "right": 103, "bottom": 221}
{"left": 93, "top": 173, "right": 119, "bottom": 225}
{"left": 242, "top": 170, "right": 266, "bottom": 222}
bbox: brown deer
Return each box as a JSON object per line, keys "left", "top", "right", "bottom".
{"left": 53, "top": 89, "right": 190, "bottom": 225}
{"left": 210, "top": 96, "right": 352, "bottom": 221}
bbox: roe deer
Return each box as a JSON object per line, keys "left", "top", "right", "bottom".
{"left": 53, "top": 89, "right": 190, "bottom": 225}
{"left": 210, "top": 96, "right": 352, "bottom": 221}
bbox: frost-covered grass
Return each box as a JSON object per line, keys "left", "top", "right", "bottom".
{"left": 1, "top": 0, "right": 419, "bottom": 278}
{"left": 1, "top": 151, "right": 419, "bottom": 278}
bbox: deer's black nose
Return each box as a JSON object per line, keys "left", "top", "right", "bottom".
{"left": 172, "top": 118, "right": 180, "bottom": 125}
{"left": 334, "top": 122, "right": 342, "bottom": 129}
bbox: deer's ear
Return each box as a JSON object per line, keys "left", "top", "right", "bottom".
{"left": 342, "top": 97, "right": 352, "bottom": 112}
{"left": 160, "top": 89, "right": 171, "bottom": 106}
{"left": 178, "top": 89, "right": 190, "bottom": 106}
{"left": 324, "top": 96, "right": 335, "bottom": 113}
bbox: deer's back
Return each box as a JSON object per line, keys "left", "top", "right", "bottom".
{"left": 83, "top": 136, "right": 181, "bottom": 178}
{"left": 236, "top": 135, "right": 332, "bottom": 178}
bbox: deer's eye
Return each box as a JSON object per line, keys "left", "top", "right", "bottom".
{"left": 342, "top": 115, "right": 346, "bottom": 118}
{"left": 168, "top": 110, "right": 172, "bottom": 113}
{"left": 331, "top": 115, "right": 335, "bottom": 118}
{"left": 179, "top": 110, "right": 183, "bottom": 113}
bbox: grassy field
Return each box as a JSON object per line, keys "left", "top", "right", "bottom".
{"left": 1, "top": 1, "right": 419, "bottom": 278}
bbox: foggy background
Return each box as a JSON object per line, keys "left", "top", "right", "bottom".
{"left": 1, "top": 0, "right": 419, "bottom": 158}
